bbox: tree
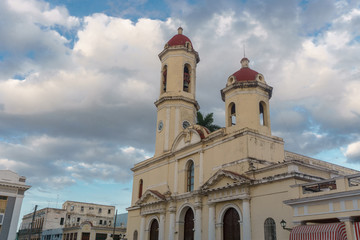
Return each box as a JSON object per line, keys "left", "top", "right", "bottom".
{"left": 196, "top": 111, "right": 221, "bottom": 132}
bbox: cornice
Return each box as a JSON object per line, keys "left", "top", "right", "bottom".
{"left": 154, "top": 96, "right": 200, "bottom": 110}
{"left": 158, "top": 46, "right": 200, "bottom": 63}
{"left": 220, "top": 80, "right": 273, "bottom": 101}
{"left": 0, "top": 181, "right": 31, "bottom": 190}
{"left": 284, "top": 189, "right": 360, "bottom": 205}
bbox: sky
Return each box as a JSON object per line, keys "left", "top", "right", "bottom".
{"left": 0, "top": 0, "right": 360, "bottom": 226}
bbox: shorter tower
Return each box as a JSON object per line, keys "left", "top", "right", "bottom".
{"left": 221, "top": 58, "right": 273, "bottom": 136}
{"left": 154, "top": 28, "right": 200, "bottom": 157}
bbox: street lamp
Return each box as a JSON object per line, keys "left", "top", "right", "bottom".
{"left": 280, "top": 219, "right": 293, "bottom": 231}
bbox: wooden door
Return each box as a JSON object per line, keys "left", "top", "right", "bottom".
{"left": 184, "top": 208, "right": 194, "bottom": 240}
{"left": 223, "top": 208, "right": 240, "bottom": 240}
{"left": 81, "top": 233, "right": 90, "bottom": 240}
{"left": 149, "top": 219, "right": 159, "bottom": 240}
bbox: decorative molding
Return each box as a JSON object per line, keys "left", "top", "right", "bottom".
{"left": 201, "top": 169, "right": 252, "bottom": 192}
{"left": 220, "top": 80, "right": 273, "bottom": 101}
{"left": 136, "top": 189, "right": 166, "bottom": 206}
{"left": 154, "top": 96, "right": 200, "bottom": 110}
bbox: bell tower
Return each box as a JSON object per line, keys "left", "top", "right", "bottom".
{"left": 154, "top": 28, "right": 200, "bottom": 157}
{"left": 221, "top": 58, "right": 273, "bottom": 135}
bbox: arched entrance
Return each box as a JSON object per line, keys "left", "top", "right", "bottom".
{"left": 184, "top": 208, "right": 194, "bottom": 240}
{"left": 223, "top": 208, "right": 240, "bottom": 240}
{"left": 149, "top": 219, "right": 159, "bottom": 240}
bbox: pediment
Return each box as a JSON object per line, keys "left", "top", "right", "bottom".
{"left": 136, "top": 190, "right": 166, "bottom": 205}
{"left": 172, "top": 125, "right": 209, "bottom": 152}
{"left": 201, "top": 169, "right": 252, "bottom": 191}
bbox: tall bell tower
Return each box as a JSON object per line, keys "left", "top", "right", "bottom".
{"left": 154, "top": 27, "right": 200, "bottom": 157}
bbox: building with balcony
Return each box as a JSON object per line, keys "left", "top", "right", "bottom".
{"left": 18, "top": 207, "right": 66, "bottom": 240}
{"left": 18, "top": 201, "right": 126, "bottom": 240}
{"left": 285, "top": 173, "right": 360, "bottom": 239}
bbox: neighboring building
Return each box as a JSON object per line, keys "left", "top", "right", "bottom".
{"left": 62, "top": 201, "right": 125, "bottom": 240}
{"left": 18, "top": 201, "right": 126, "bottom": 240}
{"left": 0, "top": 170, "right": 31, "bottom": 240}
{"left": 114, "top": 213, "right": 128, "bottom": 228}
{"left": 285, "top": 173, "right": 360, "bottom": 239}
{"left": 62, "top": 221, "right": 125, "bottom": 240}
{"left": 62, "top": 201, "right": 115, "bottom": 228}
{"left": 18, "top": 207, "right": 66, "bottom": 240}
{"left": 126, "top": 27, "right": 360, "bottom": 240}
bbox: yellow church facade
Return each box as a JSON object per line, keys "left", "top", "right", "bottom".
{"left": 126, "top": 28, "right": 360, "bottom": 240}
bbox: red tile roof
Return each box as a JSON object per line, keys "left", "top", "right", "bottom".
{"left": 167, "top": 34, "right": 193, "bottom": 48}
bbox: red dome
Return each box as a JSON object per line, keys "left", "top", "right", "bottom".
{"left": 231, "top": 58, "right": 258, "bottom": 81}
{"left": 166, "top": 27, "right": 193, "bottom": 49}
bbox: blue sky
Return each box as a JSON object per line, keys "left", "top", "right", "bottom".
{"left": 0, "top": 0, "right": 360, "bottom": 227}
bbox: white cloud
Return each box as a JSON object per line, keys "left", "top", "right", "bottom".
{"left": 1, "top": 0, "right": 360, "bottom": 190}
{"left": 7, "top": 0, "right": 79, "bottom": 28}
{"left": 345, "top": 141, "right": 360, "bottom": 162}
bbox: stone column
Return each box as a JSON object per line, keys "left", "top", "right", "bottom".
{"left": 159, "top": 213, "right": 165, "bottom": 240}
{"left": 208, "top": 203, "right": 216, "bottom": 240}
{"left": 140, "top": 215, "right": 146, "bottom": 240}
{"left": 194, "top": 198, "right": 202, "bottom": 240}
{"left": 215, "top": 222, "right": 223, "bottom": 240}
{"left": 8, "top": 196, "right": 24, "bottom": 240}
{"left": 174, "top": 159, "right": 178, "bottom": 194}
{"left": 339, "top": 217, "right": 354, "bottom": 240}
{"left": 168, "top": 205, "right": 176, "bottom": 240}
{"left": 199, "top": 151, "right": 204, "bottom": 186}
{"left": 242, "top": 199, "right": 251, "bottom": 240}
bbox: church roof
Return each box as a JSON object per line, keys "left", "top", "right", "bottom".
{"left": 166, "top": 27, "right": 194, "bottom": 49}
{"left": 231, "top": 57, "right": 259, "bottom": 81}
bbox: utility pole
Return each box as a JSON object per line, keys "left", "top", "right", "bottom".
{"left": 112, "top": 209, "right": 118, "bottom": 239}
{"left": 28, "top": 205, "right": 38, "bottom": 240}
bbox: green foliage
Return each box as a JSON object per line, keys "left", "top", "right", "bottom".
{"left": 196, "top": 111, "right": 221, "bottom": 132}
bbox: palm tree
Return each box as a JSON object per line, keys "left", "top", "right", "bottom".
{"left": 196, "top": 111, "right": 221, "bottom": 132}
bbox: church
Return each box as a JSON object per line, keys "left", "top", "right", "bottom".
{"left": 126, "top": 28, "right": 360, "bottom": 240}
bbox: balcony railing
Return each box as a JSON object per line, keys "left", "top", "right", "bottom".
{"left": 302, "top": 180, "right": 336, "bottom": 193}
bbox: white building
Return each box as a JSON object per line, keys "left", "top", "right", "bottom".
{"left": 18, "top": 208, "right": 66, "bottom": 240}
{"left": 62, "top": 201, "right": 115, "bottom": 228}
{"left": 0, "top": 170, "right": 31, "bottom": 240}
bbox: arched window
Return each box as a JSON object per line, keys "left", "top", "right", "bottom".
{"left": 138, "top": 179, "right": 143, "bottom": 198}
{"left": 187, "top": 161, "right": 194, "bottom": 192}
{"left": 183, "top": 65, "right": 190, "bottom": 92}
{"left": 162, "top": 65, "right": 167, "bottom": 93}
{"left": 228, "top": 102, "right": 236, "bottom": 126}
{"left": 133, "top": 230, "right": 138, "bottom": 240}
{"left": 259, "top": 101, "right": 266, "bottom": 126}
{"left": 264, "top": 218, "right": 277, "bottom": 240}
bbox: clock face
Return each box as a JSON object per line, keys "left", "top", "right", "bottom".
{"left": 182, "top": 120, "right": 190, "bottom": 129}
{"left": 158, "top": 121, "right": 163, "bottom": 131}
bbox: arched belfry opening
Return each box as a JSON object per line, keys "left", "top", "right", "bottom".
{"left": 162, "top": 65, "right": 167, "bottom": 93}
{"left": 228, "top": 102, "right": 236, "bottom": 127}
{"left": 259, "top": 101, "right": 267, "bottom": 126}
{"left": 183, "top": 64, "right": 191, "bottom": 92}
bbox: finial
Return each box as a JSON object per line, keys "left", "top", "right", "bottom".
{"left": 243, "top": 44, "right": 246, "bottom": 58}
{"left": 178, "top": 27, "right": 183, "bottom": 35}
{"left": 241, "top": 57, "right": 249, "bottom": 68}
